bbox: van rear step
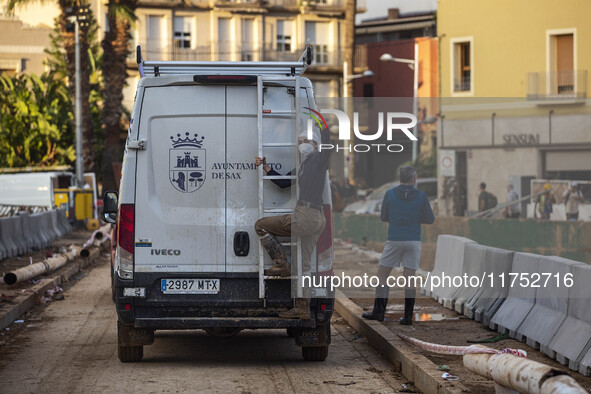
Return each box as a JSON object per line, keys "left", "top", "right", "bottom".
{"left": 135, "top": 317, "right": 317, "bottom": 329}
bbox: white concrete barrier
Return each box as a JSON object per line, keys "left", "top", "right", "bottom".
{"left": 20, "top": 213, "right": 43, "bottom": 251}
{"left": 545, "top": 264, "right": 591, "bottom": 373}
{"left": 13, "top": 215, "right": 33, "bottom": 254}
{"left": 453, "top": 243, "right": 488, "bottom": 314}
{"left": 8, "top": 216, "right": 28, "bottom": 255}
{"left": 0, "top": 230, "right": 7, "bottom": 259}
{"left": 489, "top": 252, "right": 540, "bottom": 336}
{"left": 515, "top": 256, "right": 583, "bottom": 351}
{"left": 31, "top": 213, "right": 50, "bottom": 248}
{"left": 0, "top": 217, "right": 19, "bottom": 257}
{"left": 42, "top": 211, "right": 57, "bottom": 243}
{"left": 438, "top": 236, "right": 476, "bottom": 308}
{"left": 50, "top": 210, "right": 64, "bottom": 239}
{"left": 465, "top": 246, "right": 513, "bottom": 324}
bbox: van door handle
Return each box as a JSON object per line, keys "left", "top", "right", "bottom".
{"left": 233, "top": 231, "right": 250, "bottom": 257}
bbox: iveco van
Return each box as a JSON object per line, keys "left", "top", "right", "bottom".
{"left": 103, "top": 47, "right": 334, "bottom": 362}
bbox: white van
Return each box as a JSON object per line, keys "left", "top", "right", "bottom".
{"left": 103, "top": 47, "right": 334, "bottom": 362}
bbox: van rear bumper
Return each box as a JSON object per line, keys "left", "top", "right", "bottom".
{"left": 135, "top": 316, "right": 316, "bottom": 329}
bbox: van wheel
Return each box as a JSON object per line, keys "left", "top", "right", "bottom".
{"left": 302, "top": 345, "right": 328, "bottom": 361}
{"left": 111, "top": 270, "right": 116, "bottom": 303}
{"left": 118, "top": 345, "right": 143, "bottom": 362}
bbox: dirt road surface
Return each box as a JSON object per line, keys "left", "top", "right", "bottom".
{"left": 0, "top": 256, "right": 414, "bottom": 394}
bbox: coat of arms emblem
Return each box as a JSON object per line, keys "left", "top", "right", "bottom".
{"left": 169, "top": 132, "right": 206, "bottom": 193}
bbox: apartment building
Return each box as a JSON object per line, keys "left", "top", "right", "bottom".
{"left": 117, "top": 0, "right": 366, "bottom": 107}
{"left": 0, "top": 15, "right": 52, "bottom": 76}
{"left": 437, "top": 0, "right": 591, "bottom": 216}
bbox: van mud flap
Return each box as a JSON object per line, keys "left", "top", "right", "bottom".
{"left": 118, "top": 320, "right": 154, "bottom": 346}
{"left": 295, "top": 323, "right": 330, "bottom": 347}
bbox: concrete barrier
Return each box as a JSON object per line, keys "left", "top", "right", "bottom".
{"left": 13, "top": 215, "right": 33, "bottom": 254}
{"left": 422, "top": 235, "right": 452, "bottom": 297}
{"left": 50, "top": 210, "right": 64, "bottom": 239}
{"left": 452, "top": 243, "right": 488, "bottom": 314}
{"left": 545, "top": 264, "right": 591, "bottom": 372}
{"left": 42, "top": 211, "right": 57, "bottom": 243}
{"left": 20, "top": 213, "right": 42, "bottom": 251}
{"left": 0, "top": 217, "right": 19, "bottom": 257}
{"left": 465, "top": 246, "right": 513, "bottom": 324}
{"left": 7, "top": 217, "right": 28, "bottom": 255}
{"left": 580, "top": 346, "right": 591, "bottom": 377}
{"left": 515, "top": 256, "right": 583, "bottom": 351}
{"left": 0, "top": 229, "right": 7, "bottom": 259}
{"left": 438, "top": 237, "right": 476, "bottom": 309}
{"left": 489, "top": 252, "right": 540, "bottom": 336}
{"left": 56, "top": 209, "right": 71, "bottom": 236}
{"left": 31, "top": 213, "right": 50, "bottom": 248}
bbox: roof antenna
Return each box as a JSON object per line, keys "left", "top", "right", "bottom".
{"left": 137, "top": 45, "right": 145, "bottom": 77}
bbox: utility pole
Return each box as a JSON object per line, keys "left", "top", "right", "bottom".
{"left": 66, "top": 5, "right": 90, "bottom": 187}
{"left": 343, "top": 0, "right": 356, "bottom": 184}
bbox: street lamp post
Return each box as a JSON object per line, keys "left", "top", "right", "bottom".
{"left": 66, "top": 6, "right": 89, "bottom": 187}
{"left": 342, "top": 61, "right": 373, "bottom": 183}
{"left": 380, "top": 43, "right": 420, "bottom": 162}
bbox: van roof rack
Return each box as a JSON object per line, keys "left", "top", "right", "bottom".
{"left": 137, "top": 46, "right": 312, "bottom": 78}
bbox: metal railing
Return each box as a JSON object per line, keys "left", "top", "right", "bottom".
{"left": 454, "top": 76, "right": 471, "bottom": 92}
{"left": 134, "top": 40, "right": 343, "bottom": 66}
{"left": 526, "top": 70, "right": 587, "bottom": 100}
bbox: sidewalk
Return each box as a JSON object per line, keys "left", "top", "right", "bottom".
{"left": 333, "top": 240, "right": 591, "bottom": 393}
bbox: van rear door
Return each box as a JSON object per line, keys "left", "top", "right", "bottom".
{"left": 134, "top": 84, "right": 226, "bottom": 273}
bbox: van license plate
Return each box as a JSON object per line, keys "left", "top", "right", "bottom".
{"left": 161, "top": 279, "right": 220, "bottom": 294}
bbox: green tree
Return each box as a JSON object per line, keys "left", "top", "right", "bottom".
{"left": 100, "top": 0, "right": 138, "bottom": 190}
{"left": 6, "top": 0, "right": 96, "bottom": 172}
{"left": 45, "top": 15, "right": 104, "bottom": 174}
{"left": 0, "top": 73, "right": 75, "bottom": 167}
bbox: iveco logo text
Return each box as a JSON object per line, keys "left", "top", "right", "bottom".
{"left": 151, "top": 249, "right": 181, "bottom": 256}
{"left": 305, "top": 109, "right": 417, "bottom": 153}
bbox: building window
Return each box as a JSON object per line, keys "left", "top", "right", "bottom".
{"left": 549, "top": 32, "right": 574, "bottom": 95}
{"left": 276, "top": 20, "right": 293, "bottom": 52}
{"left": 174, "top": 17, "right": 192, "bottom": 49}
{"left": 453, "top": 41, "right": 471, "bottom": 91}
{"left": 146, "top": 15, "right": 165, "bottom": 56}
{"left": 241, "top": 19, "right": 254, "bottom": 61}
{"left": 305, "top": 21, "right": 330, "bottom": 65}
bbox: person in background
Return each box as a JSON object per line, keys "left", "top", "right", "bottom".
{"left": 504, "top": 184, "right": 521, "bottom": 219}
{"left": 362, "top": 165, "right": 435, "bottom": 325}
{"left": 478, "top": 182, "right": 488, "bottom": 212}
{"left": 563, "top": 182, "right": 583, "bottom": 221}
{"left": 535, "top": 183, "right": 555, "bottom": 220}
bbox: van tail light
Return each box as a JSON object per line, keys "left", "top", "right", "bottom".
{"left": 117, "top": 203, "right": 134, "bottom": 279}
{"left": 317, "top": 205, "right": 333, "bottom": 276}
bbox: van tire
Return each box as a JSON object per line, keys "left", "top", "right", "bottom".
{"left": 118, "top": 345, "right": 143, "bottom": 362}
{"left": 111, "top": 270, "right": 116, "bottom": 303}
{"left": 302, "top": 345, "right": 328, "bottom": 361}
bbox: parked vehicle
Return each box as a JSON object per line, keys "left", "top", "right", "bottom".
{"left": 343, "top": 178, "right": 437, "bottom": 215}
{"left": 102, "top": 47, "right": 334, "bottom": 362}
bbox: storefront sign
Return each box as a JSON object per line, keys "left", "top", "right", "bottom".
{"left": 502, "top": 134, "right": 540, "bottom": 146}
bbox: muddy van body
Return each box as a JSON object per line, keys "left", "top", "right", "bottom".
{"left": 104, "top": 48, "right": 334, "bottom": 362}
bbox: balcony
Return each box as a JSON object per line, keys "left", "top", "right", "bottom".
{"left": 214, "top": 0, "right": 265, "bottom": 8}
{"left": 134, "top": 40, "right": 343, "bottom": 68}
{"left": 453, "top": 76, "right": 471, "bottom": 93}
{"left": 265, "top": 0, "right": 366, "bottom": 12}
{"left": 526, "top": 70, "right": 587, "bottom": 100}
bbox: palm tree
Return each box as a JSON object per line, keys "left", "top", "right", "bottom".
{"left": 5, "top": 0, "right": 95, "bottom": 173}
{"left": 100, "top": 0, "right": 138, "bottom": 191}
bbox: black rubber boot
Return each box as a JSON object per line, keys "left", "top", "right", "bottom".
{"left": 260, "top": 234, "right": 290, "bottom": 276}
{"left": 362, "top": 298, "right": 387, "bottom": 321}
{"left": 399, "top": 289, "right": 416, "bottom": 325}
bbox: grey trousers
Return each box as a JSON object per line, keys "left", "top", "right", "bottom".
{"left": 255, "top": 204, "right": 326, "bottom": 272}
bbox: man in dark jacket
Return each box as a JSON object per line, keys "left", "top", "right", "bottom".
{"left": 362, "top": 165, "right": 435, "bottom": 324}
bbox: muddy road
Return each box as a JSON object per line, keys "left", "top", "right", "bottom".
{"left": 0, "top": 256, "right": 412, "bottom": 393}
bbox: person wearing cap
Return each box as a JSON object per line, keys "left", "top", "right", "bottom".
{"left": 504, "top": 184, "right": 521, "bottom": 219}
{"left": 563, "top": 182, "right": 583, "bottom": 221}
{"left": 535, "top": 183, "right": 555, "bottom": 220}
{"left": 254, "top": 124, "right": 330, "bottom": 319}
